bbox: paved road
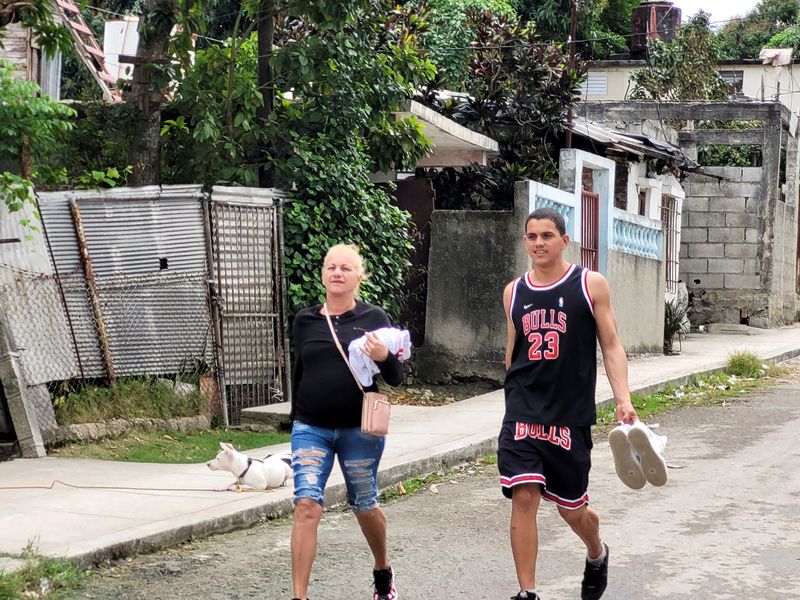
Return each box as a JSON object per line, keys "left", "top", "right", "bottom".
{"left": 70, "top": 378, "right": 800, "bottom": 600}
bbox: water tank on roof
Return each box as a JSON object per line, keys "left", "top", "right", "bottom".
{"left": 631, "top": 0, "right": 682, "bottom": 55}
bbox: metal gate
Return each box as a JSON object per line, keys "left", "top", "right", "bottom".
{"left": 580, "top": 190, "right": 599, "bottom": 271}
{"left": 206, "top": 187, "right": 289, "bottom": 425}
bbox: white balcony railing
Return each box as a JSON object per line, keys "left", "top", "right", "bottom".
{"left": 612, "top": 208, "right": 662, "bottom": 260}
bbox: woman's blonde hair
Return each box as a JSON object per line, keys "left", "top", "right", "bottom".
{"left": 323, "top": 243, "right": 366, "bottom": 277}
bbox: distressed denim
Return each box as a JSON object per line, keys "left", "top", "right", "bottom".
{"left": 291, "top": 420, "right": 385, "bottom": 512}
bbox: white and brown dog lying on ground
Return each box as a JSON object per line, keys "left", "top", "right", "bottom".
{"left": 207, "top": 442, "right": 292, "bottom": 491}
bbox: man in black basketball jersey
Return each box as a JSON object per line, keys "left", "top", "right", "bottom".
{"left": 498, "top": 208, "right": 637, "bottom": 600}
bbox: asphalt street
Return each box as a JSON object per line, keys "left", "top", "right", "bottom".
{"left": 69, "top": 376, "right": 800, "bottom": 600}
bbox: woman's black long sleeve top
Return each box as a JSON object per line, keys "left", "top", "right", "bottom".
{"left": 290, "top": 301, "right": 404, "bottom": 428}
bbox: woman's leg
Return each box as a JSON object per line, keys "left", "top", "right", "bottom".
{"left": 290, "top": 421, "right": 335, "bottom": 599}
{"left": 336, "top": 428, "right": 388, "bottom": 569}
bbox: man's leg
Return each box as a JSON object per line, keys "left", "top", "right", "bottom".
{"left": 511, "top": 483, "right": 542, "bottom": 590}
{"left": 558, "top": 504, "right": 602, "bottom": 558}
{"left": 291, "top": 498, "right": 323, "bottom": 598}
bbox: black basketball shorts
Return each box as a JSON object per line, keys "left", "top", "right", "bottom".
{"left": 497, "top": 420, "right": 593, "bottom": 510}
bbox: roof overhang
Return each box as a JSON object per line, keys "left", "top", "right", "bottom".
{"left": 394, "top": 99, "right": 499, "bottom": 167}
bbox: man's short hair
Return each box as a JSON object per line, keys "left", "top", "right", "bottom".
{"left": 526, "top": 208, "right": 566, "bottom": 236}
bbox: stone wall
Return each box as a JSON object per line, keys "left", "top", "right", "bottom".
{"left": 681, "top": 166, "right": 797, "bottom": 327}
{"left": 680, "top": 167, "right": 764, "bottom": 324}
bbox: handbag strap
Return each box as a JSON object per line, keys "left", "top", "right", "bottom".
{"left": 323, "top": 303, "right": 365, "bottom": 393}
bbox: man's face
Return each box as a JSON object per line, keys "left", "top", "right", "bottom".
{"left": 524, "top": 218, "right": 569, "bottom": 266}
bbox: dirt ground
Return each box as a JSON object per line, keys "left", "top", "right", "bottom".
{"left": 388, "top": 378, "right": 501, "bottom": 406}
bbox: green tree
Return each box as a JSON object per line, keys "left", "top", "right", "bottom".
{"left": 163, "top": 0, "right": 436, "bottom": 317}
{"left": 630, "top": 12, "right": 727, "bottom": 101}
{"left": 767, "top": 23, "right": 800, "bottom": 55}
{"left": 514, "top": 0, "right": 639, "bottom": 58}
{"left": 716, "top": 0, "right": 800, "bottom": 60}
{"left": 0, "top": 60, "right": 75, "bottom": 217}
{"left": 415, "top": 0, "right": 517, "bottom": 91}
{"left": 418, "top": 10, "right": 585, "bottom": 208}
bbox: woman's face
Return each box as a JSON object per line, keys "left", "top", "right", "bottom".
{"left": 322, "top": 248, "right": 362, "bottom": 297}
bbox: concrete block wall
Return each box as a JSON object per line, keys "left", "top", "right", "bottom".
{"left": 770, "top": 200, "right": 798, "bottom": 324}
{"left": 681, "top": 166, "right": 798, "bottom": 327}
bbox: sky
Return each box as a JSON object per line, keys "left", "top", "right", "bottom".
{"left": 670, "top": 0, "right": 760, "bottom": 25}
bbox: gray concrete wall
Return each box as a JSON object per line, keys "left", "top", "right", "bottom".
{"left": 414, "top": 203, "right": 526, "bottom": 382}
{"left": 681, "top": 166, "right": 798, "bottom": 327}
{"left": 418, "top": 182, "right": 665, "bottom": 382}
{"left": 681, "top": 167, "right": 769, "bottom": 326}
{"left": 607, "top": 250, "right": 665, "bottom": 354}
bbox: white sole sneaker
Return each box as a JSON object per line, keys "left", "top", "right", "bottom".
{"left": 628, "top": 423, "right": 668, "bottom": 487}
{"left": 608, "top": 425, "right": 646, "bottom": 490}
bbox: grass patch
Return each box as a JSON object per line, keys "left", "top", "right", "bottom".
{"left": 596, "top": 357, "right": 791, "bottom": 428}
{"left": 50, "top": 429, "right": 290, "bottom": 463}
{"left": 726, "top": 351, "right": 768, "bottom": 379}
{"left": 0, "top": 544, "right": 90, "bottom": 600}
{"left": 52, "top": 377, "right": 209, "bottom": 426}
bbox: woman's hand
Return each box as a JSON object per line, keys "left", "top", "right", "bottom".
{"left": 362, "top": 331, "right": 389, "bottom": 362}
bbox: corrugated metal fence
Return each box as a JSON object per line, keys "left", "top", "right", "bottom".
{"left": 0, "top": 185, "right": 288, "bottom": 426}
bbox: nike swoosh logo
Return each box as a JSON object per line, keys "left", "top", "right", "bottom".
{"left": 523, "top": 303, "right": 533, "bottom": 309}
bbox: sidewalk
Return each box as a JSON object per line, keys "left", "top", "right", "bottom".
{"left": 2, "top": 325, "right": 800, "bottom": 568}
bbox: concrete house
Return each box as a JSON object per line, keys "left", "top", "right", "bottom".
{"left": 417, "top": 119, "right": 692, "bottom": 382}
{"left": 580, "top": 101, "right": 800, "bottom": 328}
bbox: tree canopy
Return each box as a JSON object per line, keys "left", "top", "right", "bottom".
{"left": 716, "top": 0, "right": 800, "bottom": 60}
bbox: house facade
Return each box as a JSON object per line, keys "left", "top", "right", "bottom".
{"left": 582, "top": 57, "right": 800, "bottom": 114}
{"left": 417, "top": 124, "right": 690, "bottom": 381}
{"left": 580, "top": 101, "right": 800, "bottom": 328}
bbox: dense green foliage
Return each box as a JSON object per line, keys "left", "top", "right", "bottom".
{"left": 53, "top": 378, "right": 209, "bottom": 424}
{"left": 0, "top": 0, "right": 73, "bottom": 54}
{"left": 418, "top": 10, "right": 584, "bottom": 209}
{"left": 716, "top": 0, "right": 800, "bottom": 60}
{"left": 163, "top": 1, "right": 436, "bottom": 317}
{"left": 0, "top": 60, "right": 75, "bottom": 216}
{"left": 415, "top": 0, "right": 516, "bottom": 91}
{"left": 514, "top": 0, "right": 639, "bottom": 58}
{"left": 630, "top": 13, "right": 727, "bottom": 101}
{"left": 767, "top": 24, "right": 800, "bottom": 55}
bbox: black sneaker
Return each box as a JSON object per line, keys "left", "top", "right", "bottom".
{"left": 581, "top": 543, "right": 609, "bottom": 600}
{"left": 511, "top": 592, "right": 540, "bottom": 600}
{"left": 372, "top": 567, "right": 397, "bottom": 600}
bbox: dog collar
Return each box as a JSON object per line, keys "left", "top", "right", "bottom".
{"left": 238, "top": 457, "right": 253, "bottom": 480}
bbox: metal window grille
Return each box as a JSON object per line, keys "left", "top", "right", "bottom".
{"left": 581, "top": 190, "right": 599, "bottom": 271}
{"left": 661, "top": 196, "right": 680, "bottom": 294}
{"left": 638, "top": 189, "right": 647, "bottom": 216}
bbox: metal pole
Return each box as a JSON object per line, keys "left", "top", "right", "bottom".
{"left": 69, "top": 200, "right": 116, "bottom": 386}
{"left": 276, "top": 196, "right": 292, "bottom": 407}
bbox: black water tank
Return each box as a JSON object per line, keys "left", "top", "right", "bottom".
{"left": 631, "top": 0, "right": 682, "bottom": 55}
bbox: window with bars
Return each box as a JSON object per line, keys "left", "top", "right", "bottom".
{"left": 661, "top": 196, "right": 680, "bottom": 293}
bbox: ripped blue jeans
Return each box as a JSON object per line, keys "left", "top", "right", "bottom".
{"left": 291, "top": 420, "right": 385, "bottom": 513}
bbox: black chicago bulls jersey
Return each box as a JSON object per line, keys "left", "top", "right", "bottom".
{"left": 504, "top": 264, "right": 597, "bottom": 426}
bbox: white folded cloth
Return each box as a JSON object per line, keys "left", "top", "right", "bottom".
{"left": 347, "top": 327, "right": 412, "bottom": 386}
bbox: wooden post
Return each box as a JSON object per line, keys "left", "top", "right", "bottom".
{"left": 69, "top": 200, "right": 117, "bottom": 385}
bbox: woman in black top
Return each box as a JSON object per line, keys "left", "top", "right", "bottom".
{"left": 290, "top": 244, "right": 402, "bottom": 600}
